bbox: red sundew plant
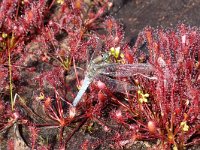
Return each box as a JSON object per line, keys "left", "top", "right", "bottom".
{"left": 26, "top": 91, "right": 77, "bottom": 148}
{"left": 0, "top": 0, "right": 121, "bottom": 148}
{"left": 106, "top": 25, "right": 200, "bottom": 149}
{"left": 0, "top": 100, "right": 20, "bottom": 133}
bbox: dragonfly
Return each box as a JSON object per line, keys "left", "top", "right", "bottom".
{"left": 72, "top": 53, "right": 156, "bottom": 106}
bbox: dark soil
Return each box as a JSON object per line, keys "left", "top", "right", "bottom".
{"left": 112, "top": 0, "right": 200, "bottom": 43}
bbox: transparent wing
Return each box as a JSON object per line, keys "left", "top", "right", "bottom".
{"left": 97, "top": 75, "right": 138, "bottom": 93}
{"left": 99, "top": 63, "right": 155, "bottom": 78}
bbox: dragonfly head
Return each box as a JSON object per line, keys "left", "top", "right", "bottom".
{"left": 91, "top": 53, "right": 109, "bottom": 65}
{"left": 101, "top": 53, "right": 109, "bottom": 62}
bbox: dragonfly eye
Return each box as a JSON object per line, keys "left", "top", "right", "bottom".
{"left": 102, "top": 53, "right": 109, "bottom": 61}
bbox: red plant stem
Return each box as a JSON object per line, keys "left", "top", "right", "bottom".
{"left": 144, "top": 103, "right": 155, "bottom": 120}
{"left": 85, "top": 3, "right": 107, "bottom": 27}
{"left": 16, "top": 98, "right": 43, "bottom": 121}
{"left": 105, "top": 89, "right": 150, "bottom": 128}
{"left": 185, "top": 138, "right": 200, "bottom": 146}
{"left": 104, "top": 88, "right": 129, "bottom": 110}
{"left": 55, "top": 92, "right": 63, "bottom": 119}
{"left": 73, "top": 57, "right": 80, "bottom": 88}
{"left": 92, "top": 117, "right": 110, "bottom": 129}
{"left": 35, "top": 124, "right": 59, "bottom": 128}
{"left": 170, "top": 82, "right": 175, "bottom": 132}
{"left": 65, "top": 118, "right": 88, "bottom": 144}
{"left": 0, "top": 117, "right": 18, "bottom": 133}
{"left": 46, "top": 107, "right": 60, "bottom": 122}
{"left": 15, "top": 0, "right": 21, "bottom": 19}
{"left": 156, "top": 70, "right": 167, "bottom": 124}
{"left": 48, "top": 0, "right": 56, "bottom": 10}
{"left": 59, "top": 126, "right": 64, "bottom": 146}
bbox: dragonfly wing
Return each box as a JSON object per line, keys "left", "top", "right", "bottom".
{"left": 100, "top": 63, "right": 155, "bottom": 79}
{"left": 97, "top": 75, "right": 138, "bottom": 93}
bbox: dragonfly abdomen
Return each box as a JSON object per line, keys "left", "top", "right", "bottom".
{"left": 72, "top": 76, "right": 92, "bottom": 106}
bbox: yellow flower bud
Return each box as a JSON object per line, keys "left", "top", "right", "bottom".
{"left": 2, "top": 33, "right": 7, "bottom": 38}
{"left": 180, "top": 121, "right": 189, "bottom": 132}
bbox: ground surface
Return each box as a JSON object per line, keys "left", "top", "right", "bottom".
{"left": 112, "top": 0, "right": 200, "bottom": 44}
